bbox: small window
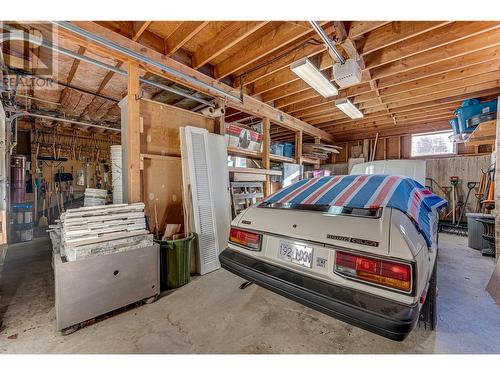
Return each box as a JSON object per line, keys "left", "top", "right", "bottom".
{"left": 411, "top": 130, "right": 455, "bottom": 157}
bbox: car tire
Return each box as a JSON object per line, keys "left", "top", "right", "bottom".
{"left": 418, "top": 261, "right": 438, "bottom": 331}
{"left": 427, "top": 264, "right": 438, "bottom": 331}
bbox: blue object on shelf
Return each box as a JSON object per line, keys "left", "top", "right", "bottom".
{"left": 455, "top": 99, "right": 497, "bottom": 133}
{"left": 270, "top": 142, "right": 284, "bottom": 156}
{"left": 11, "top": 203, "right": 33, "bottom": 211}
{"left": 449, "top": 118, "right": 460, "bottom": 135}
{"left": 282, "top": 142, "right": 294, "bottom": 158}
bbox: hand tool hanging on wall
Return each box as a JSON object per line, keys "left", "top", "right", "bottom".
{"left": 38, "top": 178, "right": 48, "bottom": 227}
{"left": 456, "top": 181, "right": 478, "bottom": 225}
{"left": 475, "top": 170, "right": 488, "bottom": 212}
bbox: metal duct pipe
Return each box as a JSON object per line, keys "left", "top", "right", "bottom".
{"left": 309, "top": 21, "right": 345, "bottom": 64}
{"left": 8, "top": 111, "right": 121, "bottom": 133}
{"left": 0, "top": 31, "right": 213, "bottom": 107}
{"left": 54, "top": 21, "right": 243, "bottom": 104}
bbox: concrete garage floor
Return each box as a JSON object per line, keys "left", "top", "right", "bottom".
{"left": 0, "top": 233, "right": 499, "bottom": 354}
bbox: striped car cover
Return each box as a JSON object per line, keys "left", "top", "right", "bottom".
{"left": 263, "top": 174, "right": 447, "bottom": 247}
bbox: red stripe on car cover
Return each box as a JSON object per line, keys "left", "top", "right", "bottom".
{"left": 369, "top": 175, "right": 400, "bottom": 208}
{"left": 331, "top": 175, "right": 369, "bottom": 207}
{"left": 302, "top": 175, "right": 342, "bottom": 204}
{"left": 279, "top": 178, "right": 319, "bottom": 203}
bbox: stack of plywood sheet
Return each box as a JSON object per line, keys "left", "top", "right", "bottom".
{"left": 49, "top": 203, "right": 153, "bottom": 261}
{"left": 302, "top": 143, "right": 341, "bottom": 160}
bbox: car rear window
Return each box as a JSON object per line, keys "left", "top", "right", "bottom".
{"left": 258, "top": 202, "right": 382, "bottom": 218}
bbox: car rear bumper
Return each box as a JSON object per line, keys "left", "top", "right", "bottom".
{"left": 220, "top": 248, "right": 419, "bottom": 341}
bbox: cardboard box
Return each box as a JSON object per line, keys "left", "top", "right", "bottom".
{"left": 225, "top": 123, "right": 262, "bottom": 152}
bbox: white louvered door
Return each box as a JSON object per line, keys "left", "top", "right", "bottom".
{"left": 182, "top": 126, "right": 220, "bottom": 275}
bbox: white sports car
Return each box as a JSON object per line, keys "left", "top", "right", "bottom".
{"left": 220, "top": 163, "right": 446, "bottom": 341}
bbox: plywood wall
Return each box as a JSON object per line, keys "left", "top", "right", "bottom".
{"left": 140, "top": 99, "right": 214, "bottom": 156}
{"left": 138, "top": 99, "right": 215, "bottom": 232}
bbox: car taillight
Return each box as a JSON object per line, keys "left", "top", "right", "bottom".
{"left": 335, "top": 251, "right": 412, "bottom": 293}
{"left": 229, "top": 227, "right": 262, "bottom": 251}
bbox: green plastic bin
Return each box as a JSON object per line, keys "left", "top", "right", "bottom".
{"left": 155, "top": 233, "right": 194, "bottom": 290}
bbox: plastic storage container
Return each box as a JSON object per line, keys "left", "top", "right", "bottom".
{"left": 155, "top": 233, "right": 194, "bottom": 290}
{"left": 270, "top": 142, "right": 284, "bottom": 156}
{"left": 10, "top": 203, "right": 34, "bottom": 243}
{"left": 455, "top": 99, "right": 497, "bottom": 133}
{"left": 282, "top": 142, "right": 294, "bottom": 158}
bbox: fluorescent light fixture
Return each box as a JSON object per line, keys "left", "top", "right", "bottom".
{"left": 290, "top": 58, "right": 338, "bottom": 98}
{"left": 335, "top": 98, "right": 364, "bottom": 119}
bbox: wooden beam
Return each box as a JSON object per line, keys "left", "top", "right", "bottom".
{"left": 66, "top": 46, "right": 87, "bottom": 85}
{"left": 311, "top": 87, "right": 500, "bottom": 127}
{"left": 166, "top": 21, "right": 209, "bottom": 56}
{"left": 357, "top": 21, "right": 450, "bottom": 55}
{"left": 377, "top": 46, "right": 500, "bottom": 89}
{"left": 283, "top": 83, "right": 372, "bottom": 114}
{"left": 364, "top": 21, "right": 500, "bottom": 69}
{"left": 296, "top": 68, "right": 500, "bottom": 123}
{"left": 234, "top": 39, "right": 326, "bottom": 87}
{"left": 295, "top": 130, "right": 303, "bottom": 165}
{"left": 84, "top": 21, "right": 151, "bottom": 114}
{"left": 60, "top": 21, "right": 334, "bottom": 142}
{"left": 127, "top": 61, "right": 141, "bottom": 203}
{"left": 380, "top": 58, "right": 500, "bottom": 96}
{"left": 370, "top": 26, "right": 500, "bottom": 80}
{"left": 132, "top": 21, "right": 152, "bottom": 41}
{"left": 214, "top": 21, "right": 321, "bottom": 79}
{"left": 192, "top": 21, "right": 268, "bottom": 69}
{"left": 382, "top": 70, "right": 500, "bottom": 103}
{"left": 346, "top": 21, "right": 391, "bottom": 39}
{"left": 262, "top": 117, "right": 271, "bottom": 196}
{"left": 328, "top": 116, "right": 453, "bottom": 137}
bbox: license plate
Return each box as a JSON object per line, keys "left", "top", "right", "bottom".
{"left": 278, "top": 241, "right": 313, "bottom": 268}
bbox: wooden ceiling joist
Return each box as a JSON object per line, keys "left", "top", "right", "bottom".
{"left": 364, "top": 22, "right": 500, "bottom": 69}
{"left": 235, "top": 42, "right": 326, "bottom": 87}
{"left": 379, "top": 58, "right": 500, "bottom": 97}
{"left": 165, "top": 21, "right": 209, "bottom": 56}
{"left": 214, "top": 21, "right": 326, "bottom": 79}
{"left": 192, "top": 21, "right": 268, "bottom": 69}
{"left": 377, "top": 44, "right": 500, "bottom": 89}
{"left": 357, "top": 21, "right": 451, "bottom": 55}
{"left": 132, "top": 21, "right": 152, "bottom": 41}
{"left": 346, "top": 21, "right": 392, "bottom": 39}
{"left": 370, "top": 26, "right": 500, "bottom": 80}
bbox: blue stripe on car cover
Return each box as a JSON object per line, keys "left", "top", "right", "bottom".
{"left": 344, "top": 174, "right": 388, "bottom": 207}
{"left": 266, "top": 178, "right": 311, "bottom": 202}
{"left": 314, "top": 175, "right": 358, "bottom": 205}
{"left": 288, "top": 177, "right": 333, "bottom": 204}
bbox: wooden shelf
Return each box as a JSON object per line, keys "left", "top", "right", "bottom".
{"left": 301, "top": 156, "right": 321, "bottom": 165}
{"left": 140, "top": 153, "right": 180, "bottom": 161}
{"left": 465, "top": 120, "right": 496, "bottom": 147}
{"left": 228, "top": 167, "right": 282, "bottom": 176}
{"left": 227, "top": 147, "right": 263, "bottom": 159}
{"left": 269, "top": 154, "right": 296, "bottom": 163}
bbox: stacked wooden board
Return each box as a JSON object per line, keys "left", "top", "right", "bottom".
{"left": 49, "top": 203, "right": 153, "bottom": 261}
{"left": 84, "top": 188, "right": 108, "bottom": 206}
{"left": 302, "top": 143, "right": 341, "bottom": 160}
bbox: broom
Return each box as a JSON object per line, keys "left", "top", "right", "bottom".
{"left": 38, "top": 196, "right": 48, "bottom": 227}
